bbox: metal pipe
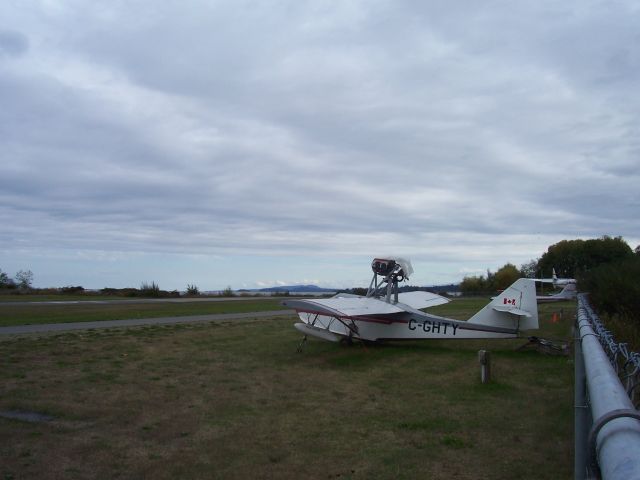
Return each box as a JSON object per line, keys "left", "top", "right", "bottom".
{"left": 578, "top": 295, "right": 640, "bottom": 479}
{"left": 574, "top": 323, "right": 588, "bottom": 480}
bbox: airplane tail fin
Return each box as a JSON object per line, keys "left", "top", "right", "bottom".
{"left": 468, "top": 278, "right": 539, "bottom": 332}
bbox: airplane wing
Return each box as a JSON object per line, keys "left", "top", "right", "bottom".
{"left": 282, "top": 296, "right": 406, "bottom": 318}
{"left": 397, "top": 291, "right": 450, "bottom": 309}
{"left": 283, "top": 292, "right": 449, "bottom": 319}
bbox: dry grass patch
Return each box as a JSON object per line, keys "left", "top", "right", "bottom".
{"left": 1, "top": 300, "right": 575, "bottom": 479}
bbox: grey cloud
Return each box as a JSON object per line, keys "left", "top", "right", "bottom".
{"left": 0, "top": 30, "right": 28, "bottom": 57}
{"left": 0, "top": 0, "right": 639, "bottom": 274}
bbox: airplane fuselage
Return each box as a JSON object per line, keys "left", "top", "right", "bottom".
{"left": 295, "top": 311, "right": 518, "bottom": 342}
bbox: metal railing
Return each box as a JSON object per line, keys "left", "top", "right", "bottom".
{"left": 580, "top": 298, "right": 640, "bottom": 403}
{"left": 575, "top": 294, "right": 640, "bottom": 480}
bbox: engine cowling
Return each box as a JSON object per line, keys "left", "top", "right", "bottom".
{"left": 371, "top": 258, "right": 397, "bottom": 277}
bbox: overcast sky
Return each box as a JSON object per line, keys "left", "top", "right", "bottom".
{"left": 1, "top": 1, "right": 639, "bottom": 290}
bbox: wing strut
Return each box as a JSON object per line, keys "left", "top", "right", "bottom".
{"left": 295, "top": 311, "right": 360, "bottom": 352}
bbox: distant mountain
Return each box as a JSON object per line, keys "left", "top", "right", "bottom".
{"left": 235, "top": 285, "right": 337, "bottom": 293}
{"left": 338, "top": 284, "right": 461, "bottom": 295}
{"left": 237, "top": 283, "right": 459, "bottom": 294}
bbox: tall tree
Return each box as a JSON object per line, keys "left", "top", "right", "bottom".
{"left": 15, "top": 270, "right": 34, "bottom": 290}
{"left": 519, "top": 260, "right": 538, "bottom": 278}
{"left": 493, "top": 263, "right": 521, "bottom": 291}
{"left": 460, "top": 275, "right": 487, "bottom": 295}
{"left": 0, "top": 269, "right": 9, "bottom": 286}
{"left": 538, "top": 236, "right": 633, "bottom": 278}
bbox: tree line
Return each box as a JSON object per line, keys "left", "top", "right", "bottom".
{"left": 0, "top": 269, "right": 209, "bottom": 298}
{"left": 461, "top": 236, "right": 640, "bottom": 324}
{"left": 3, "top": 236, "right": 639, "bottom": 315}
{"left": 459, "top": 263, "right": 522, "bottom": 294}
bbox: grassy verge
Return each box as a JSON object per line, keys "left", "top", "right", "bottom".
{"left": 426, "top": 296, "right": 490, "bottom": 320}
{"left": 0, "top": 294, "right": 269, "bottom": 303}
{"left": 0, "top": 299, "right": 285, "bottom": 327}
{"left": 0, "top": 300, "right": 575, "bottom": 479}
{"left": 0, "top": 295, "right": 121, "bottom": 302}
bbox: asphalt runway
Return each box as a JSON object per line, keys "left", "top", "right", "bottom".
{"left": 0, "top": 309, "right": 296, "bottom": 335}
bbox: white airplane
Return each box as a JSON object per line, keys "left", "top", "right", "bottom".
{"left": 536, "top": 268, "right": 576, "bottom": 287}
{"left": 283, "top": 257, "right": 539, "bottom": 346}
{"left": 536, "top": 282, "right": 577, "bottom": 303}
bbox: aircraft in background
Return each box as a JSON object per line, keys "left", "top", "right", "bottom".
{"left": 537, "top": 282, "right": 577, "bottom": 303}
{"left": 283, "top": 257, "right": 539, "bottom": 346}
{"left": 536, "top": 268, "right": 576, "bottom": 287}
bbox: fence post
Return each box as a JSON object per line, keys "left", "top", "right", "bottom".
{"left": 478, "top": 350, "right": 491, "bottom": 384}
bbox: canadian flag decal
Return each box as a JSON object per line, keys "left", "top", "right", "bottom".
{"left": 503, "top": 298, "right": 517, "bottom": 305}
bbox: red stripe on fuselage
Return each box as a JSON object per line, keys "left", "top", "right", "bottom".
{"left": 294, "top": 308, "right": 403, "bottom": 325}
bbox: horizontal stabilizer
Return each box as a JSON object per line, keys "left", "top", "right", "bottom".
{"left": 492, "top": 306, "right": 532, "bottom": 317}
{"left": 397, "top": 291, "right": 450, "bottom": 309}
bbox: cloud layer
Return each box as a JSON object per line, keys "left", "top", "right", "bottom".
{"left": 1, "top": 1, "right": 639, "bottom": 288}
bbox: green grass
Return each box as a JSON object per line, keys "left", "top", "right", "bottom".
{"left": 0, "top": 294, "right": 280, "bottom": 303}
{"left": 601, "top": 313, "right": 640, "bottom": 352}
{"left": 0, "top": 294, "right": 144, "bottom": 302}
{"left": 0, "top": 299, "right": 286, "bottom": 327}
{"left": 0, "top": 299, "right": 577, "bottom": 479}
{"left": 427, "top": 295, "right": 490, "bottom": 319}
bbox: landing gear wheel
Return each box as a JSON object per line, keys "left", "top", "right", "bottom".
{"left": 340, "top": 336, "right": 354, "bottom": 346}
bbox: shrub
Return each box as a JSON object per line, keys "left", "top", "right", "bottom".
{"left": 220, "top": 286, "right": 234, "bottom": 297}
{"left": 140, "top": 282, "right": 161, "bottom": 297}
{"left": 580, "top": 257, "right": 640, "bottom": 323}
{"left": 15, "top": 270, "right": 34, "bottom": 290}
{"left": 61, "top": 286, "right": 85, "bottom": 294}
{"left": 186, "top": 284, "right": 200, "bottom": 296}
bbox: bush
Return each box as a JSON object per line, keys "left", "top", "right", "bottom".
{"left": 272, "top": 290, "right": 290, "bottom": 297}
{"left": 15, "top": 270, "right": 34, "bottom": 290}
{"left": 61, "top": 286, "right": 85, "bottom": 294}
{"left": 99, "top": 285, "right": 178, "bottom": 298}
{"left": 0, "top": 279, "right": 17, "bottom": 290}
{"left": 220, "top": 286, "right": 235, "bottom": 297}
{"left": 186, "top": 284, "right": 200, "bottom": 296}
{"left": 580, "top": 257, "right": 640, "bottom": 322}
{"left": 140, "top": 281, "right": 161, "bottom": 297}
{"left": 460, "top": 275, "right": 489, "bottom": 295}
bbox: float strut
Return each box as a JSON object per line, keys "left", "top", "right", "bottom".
{"left": 296, "top": 335, "right": 308, "bottom": 353}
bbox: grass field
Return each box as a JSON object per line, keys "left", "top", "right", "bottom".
{"left": 0, "top": 295, "right": 117, "bottom": 302}
{"left": 0, "top": 294, "right": 281, "bottom": 303}
{"left": 0, "top": 299, "right": 285, "bottom": 327}
{"left": 0, "top": 298, "right": 575, "bottom": 479}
